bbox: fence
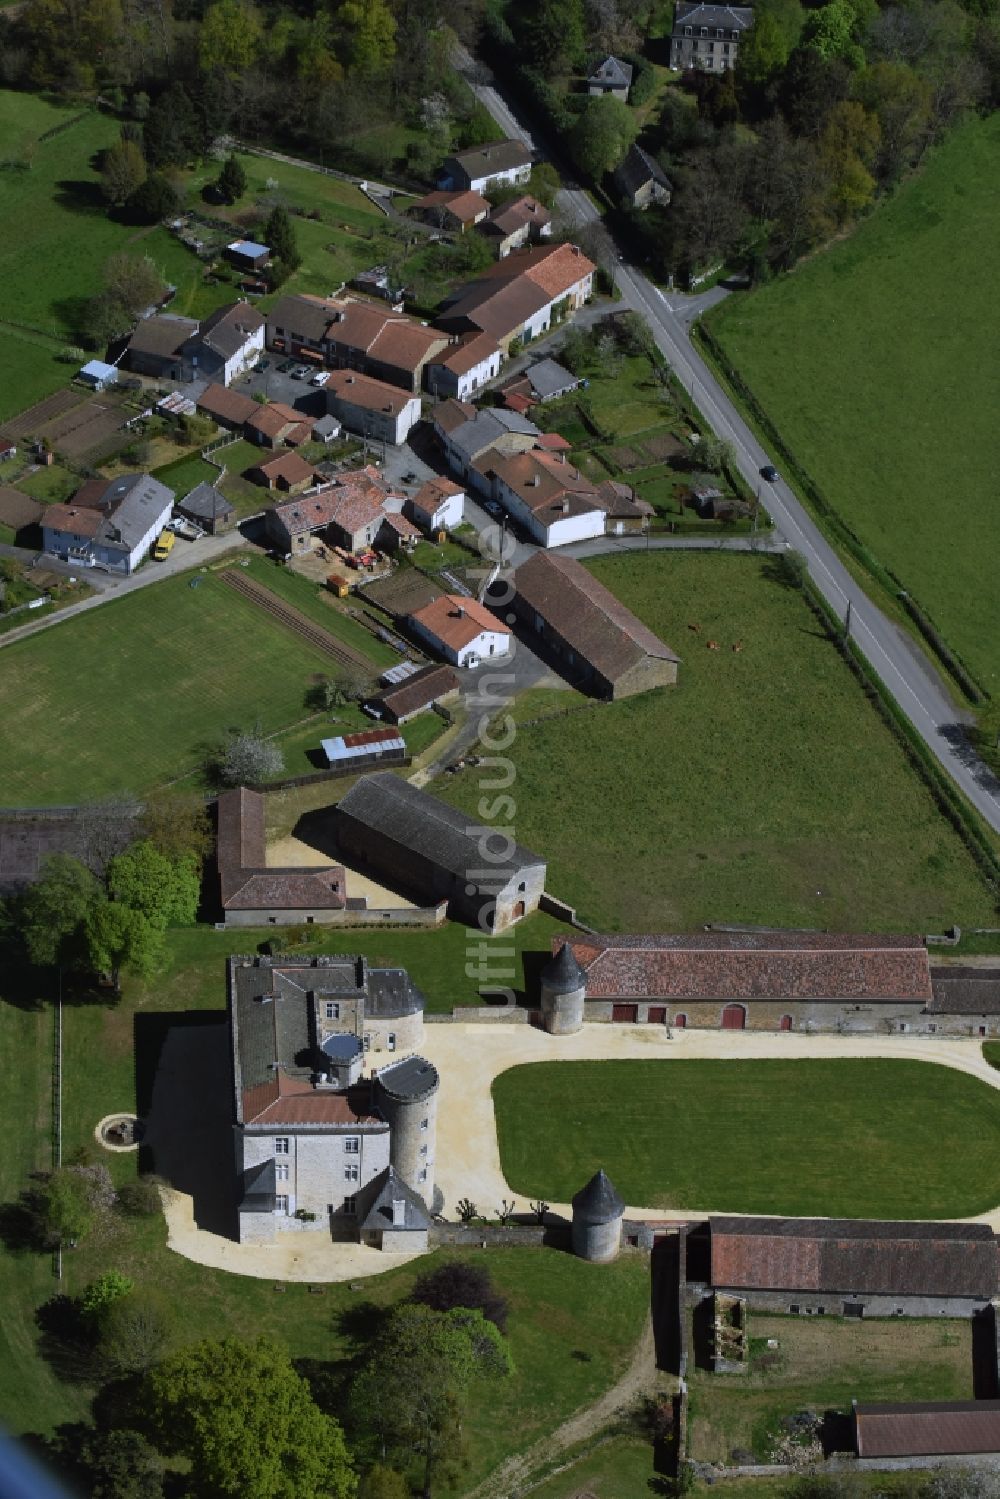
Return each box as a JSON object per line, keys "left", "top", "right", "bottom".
{"left": 52, "top": 973, "right": 62, "bottom": 1281}
{"left": 255, "top": 755, "right": 412, "bottom": 792}
{"left": 694, "top": 321, "right": 987, "bottom": 705}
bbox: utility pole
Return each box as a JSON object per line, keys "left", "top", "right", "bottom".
{"left": 843, "top": 598, "right": 852, "bottom": 642}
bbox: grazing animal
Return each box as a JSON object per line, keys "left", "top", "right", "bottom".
{"left": 688, "top": 622, "right": 701, "bottom": 633}
{"left": 707, "top": 640, "right": 720, "bottom": 650}
{"left": 732, "top": 640, "right": 743, "bottom": 653}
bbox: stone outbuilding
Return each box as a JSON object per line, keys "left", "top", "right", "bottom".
{"left": 540, "top": 941, "right": 587, "bottom": 1035}
{"left": 572, "top": 1169, "right": 625, "bottom": 1263}
{"left": 358, "top": 1164, "right": 432, "bottom": 1252}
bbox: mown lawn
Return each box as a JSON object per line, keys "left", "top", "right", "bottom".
{"left": 493, "top": 1058, "right": 1000, "bottom": 1217}
{"left": 0, "top": 571, "right": 343, "bottom": 802}
{"left": 439, "top": 551, "right": 996, "bottom": 931}
{"left": 707, "top": 113, "right": 1000, "bottom": 693}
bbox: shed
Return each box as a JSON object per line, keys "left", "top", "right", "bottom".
{"left": 326, "top": 573, "right": 351, "bottom": 597}
{"left": 179, "top": 481, "right": 236, "bottom": 535}
{"left": 854, "top": 1401, "right": 1000, "bottom": 1459}
{"left": 225, "top": 240, "right": 270, "bottom": 271}
{"left": 312, "top": 415, "right": 342, "bottom": 444}
{"left": 79, "top": 359, "right": 119, "bottom": 391}
{"left": 321, "top": 727, "right": 407, "bottom": 769}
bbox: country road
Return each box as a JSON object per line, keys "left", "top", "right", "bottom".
{"left": 456, "top": 49, "right": 1000, "bottom": 836}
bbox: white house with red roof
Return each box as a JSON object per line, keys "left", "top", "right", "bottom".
{"left": 408, "top": 593, "right": 511, "bottom": 668}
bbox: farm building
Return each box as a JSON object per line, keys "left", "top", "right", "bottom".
{"left": 42, "top": 473, "right": 173, "bottom": 575}
{"left": 408, "top": 594, "right": 511, "bottom": 669}
{"left": 433, "top": 403, "right": 540, "bottom": 493}
{"left": 125, "top": 314, "right": 199, "bottom": 380}
{"left": 78, "top": 359, "right": 119, "bottom": 391}
{"left": 265, "top": 466, "right": 406, "bottom": 553}
{"left": 320, "top": 727, "right": 407, "bottom": 770}
{"left": 324, "top": 370, "right": 422, "bottom": 446}
{"left": 225, "top": 239, "right": 270, "bottom": 271}
{"left": 409, "top": 189, "right": 490, "bottom": 232}
{"left": 336, "top": 772, "right": 546, "bottom": 931}
{"left": 267, "top": 294, "right": 449, "bottom": 394}
{"left": 366, "top": 664, "right": 459, "bottom": 724}
{"left": 178, "top": 482, "right": 236, "bottom": 535}
{"left": 853, "top": 1402, "right": 1000, "bottom": 1460}
{"left": 549, "top": 931, "right": 937, "bottom": 1032}
{"left": 216, "top": 786, "right": 347, "bottom": 927}
{"left": 705, "top": 1216, "right": 998, "bottom": 1318}
{"left": 499, "top": 358, "right": 578, "bottom": 407}
{"left": 476, "top": 448, "right": 606, "bottom": 546}
{"left": 246, "top": 402, "right": 312, "bottom": 449}
{"left": 228, "top": 952, "right": 436, "bottom": 1247}
{"left": 193, "top": 301, "right": 265, "bottom": 385}
{"left": 440, "top": 140, "right": 533, "bottom": 195}
{"left": 479, "top": 196, "right": 552, "bottom": 259}
{"left": 196, "top": 383, "right": 258, "bottom": 431}
{"left": 407, "top": 476, "right": 465, "bottom": 532}
{"left": 249, "top": 451, "right": 316, "bottom": 493}
{"left": 436, "top": 243, "right": 596, "bottom": 353}
{"left": 425, "top": 333, "right": 503, "bottom": 402}
{"left": 506, "top": 552, "right": 678, "bottom": 698}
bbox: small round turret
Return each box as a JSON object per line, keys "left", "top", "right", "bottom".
{"left": 571, "top": 1168, "right": 625, "bottom": 1262}
{"left": 373, "top": 1055, "right": 439, "bottom": 1205}
{"left": 540, "top": 941, "right": 587, "bottom": 1035}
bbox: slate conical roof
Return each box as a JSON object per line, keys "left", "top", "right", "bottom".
{"left": 572, "top": 1169, "right": 625, "bottom": 1225}
{"left": 542, "top": 941, "right": 586, "bottom": 995}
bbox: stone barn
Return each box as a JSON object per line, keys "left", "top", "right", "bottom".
{"left": 335, "top": 772, "right": 545, "bottom": 931}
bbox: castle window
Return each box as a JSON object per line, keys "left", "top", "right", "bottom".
{"left": 275, "top": 1194, "right": 289, "bottom": 1214}
{"left": 420, "top": 1117, "right": 429, "bottom": 1131}
{"left": 344, "top": 1195, "right": 357, "bottom": 1214}
{"left": 387, "top": 1032, "right": 396, "bottom": 1051}
{"left": 275, "top": 1163, "right": 289, "bottom": 1181}
{"left": 344, "top": 1136, "right": 360, "bottom": 1154}
{"left": 418, "top": 1167, "right": 428, "bottom": 1183}
{"left": 324, "top": 1001, "right": 340, "bottom": 1020}
{"left": 274, "top": 1137, "right": 289, "bottom": 1155}
{"left": 345, "top": 1163, "right": 360, "bottom": 1182}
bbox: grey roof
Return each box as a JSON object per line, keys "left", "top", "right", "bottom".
{"left": 673, "top": 0, "right": 754, "bottom": 32}
{"left": 930, "top": 967, "right": 1000, "bottom": 1014}
{"left": 197, "top": 300, "right": 265, "bottom": 361}
{"left": 572, "top": 1169, "right": 625, "bottom": 1224}
{"left": 588, "top": 54, "right": 634, "bottom": 89}
{"left": 336, "top": 772, "right": 545, "bottom": 884}
{"left": 615, "top": 145, "right": 673, "bottom": 199}
{"left": 180, "top": 481, "right": 235, "bottom": 524}
{"left": 374, "top": 1053, "right": 439, "bottom": 1103}
{"left": 239, "top": 1158, "right": 276, "bottom": 1213}
{"left": 447, "top": 408, "right": 541, "bottom": 462}
{"left": 87, "top": 473, "right": 174, "bottom": 555}
{"left": 312, "top": 415, "right": 342, "bottom": 439}
{"left": 526, "top": 358, "right": 578, "bottom": 400}
{"left": 358, "top": 1164, "right": 431, "bottom": 1233}
{"left": 542, "top": 940, "right": 587, "bottom": 996}
{"left": 128, "top": 313, "right": 199, "bottom": 359}
{"left": 447, "top": 140, "right": 532, "bottom": 179}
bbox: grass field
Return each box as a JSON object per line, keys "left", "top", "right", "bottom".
{"left": 707, "top": 114, "right": 1000, "bottom": 693}
{"left": 492, "top": 1058, "right": 1000, "bottom": 1217}
{"left": 0, "top": 570, "right": 364, "bottom": 802}
{"left": 439, "top": 552, "right": 995, "bottom": 932}
{"left": 688, "top": 1313, "right": 971, "bottom": 1464}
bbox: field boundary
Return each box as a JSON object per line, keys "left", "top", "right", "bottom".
{"left": 219, "top": 567, "right": 373, "bottom": 672}
{"left": 693, "top": 318, "right": 988, "bottom": 706}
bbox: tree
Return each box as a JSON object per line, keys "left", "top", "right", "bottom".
{"left": 569, "top": 94, "right": 637, "bottom": 180}
{"left": 854, "top": 61, "right": 932, "bottom": 183}
{"left": 528, "top": 161, "right": 561, "bottom": 208}
{"left": 101, "top": 139, "right": 147, "bottom": 207}
{"left": 107, "top": 840, "right": 200, "bottom": 928}
{"left": 144, "top": 1335, "right": 356, "bottom": 1499}
{"left": 410, "top": 1261, "right": 509, "bottom": 1333}
{"left": 97, "top": 1288, "right": 172, "bottom": 1374}
{"left": 524, "top": 0, "right": 586, "bottom": 72}
{"left": 216, "top": 152, "right": 247, "bottom": 203}
{"left": 82, "top": 900, "right": 164, "bottom": 991}
{"left": 801, "top": 0, "right": 866, "bottom": 68}
{"left": 40, "top": 1164, "right": 114, "bottom": 1248}
{"left": 102, "top": 252, "right": 166, "bottom": 319}
{"left": 143, "top": 83, "right": 201, "bottom": 168}
{"left": 80, "top": 1270, "right": 134, "bottom": 1321}
{"left": 199, "top": 0, "right": 263, "bottom": 74}
{"left": 78, "top": 1428, "right": 164, "bottom": 1499}
{"left": 140, "top": 793, "right": 212, "bottom": 864}
{"left": 18, "top": 854, "right": 100, "bottom": 968}
{"left": 362, "top": 1467, "right": 409, "bottom": 1499}
{"left": 127, "top": 171, "right": 181, "bottom": 224}
{"left": 216, "top": 730, "right": 284, "bottom": 786}
{"left": 341, "top": 0, "right": 397, "bottom": 75}
{"left": 262, "top": 205, "right": 301, "bottom": 272}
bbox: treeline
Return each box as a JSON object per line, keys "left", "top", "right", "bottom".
{"left": 0, "top": 0, "right": 494, "bottom": 182}
{"left": 490, "top": 0, "right": 1000, "bottom": 280}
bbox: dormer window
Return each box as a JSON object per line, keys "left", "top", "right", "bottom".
{"left": 685, "top": 24, "right": 692, "bottom": 33}
{"left": 324, "top": 1001, "right": 340, "bottom": 1020}
{"left": 391, "top": 1198, "right": 406, "bottom": 1226}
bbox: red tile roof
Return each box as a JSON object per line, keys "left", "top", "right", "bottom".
{"left": 42, "top": 503, "right": 103, "bottom": 538}
{"left": 855, "top": 1402, "right": 1000, "bottom": 1459}
{"left": 197, "top": 382, "right": 258, "bottom": 427}
{"left": 216, "top": 787, "right": 346, "bottom": 913}
{"left": 243, "top": 1069, "right": 380, "bottom": 1126}
{"left": 412, "top": 188, "right": 490, "bottom": 222}
{"left": 410, "top": 593, "right": 511, "bottom": 654}
{"left": 326, "top": 369, "right": 416, "bottom": 415}
{"left": 433, "top": 332, "right": 501, "bottom": 376}
{"left": 271, "top": 466, "right": 397, "bottom": 538}
{"left": 246, "top": 402, "right": 301, "bottom": 439}
{"left": 253, "top": 451, "right": 315, "bottom": 488}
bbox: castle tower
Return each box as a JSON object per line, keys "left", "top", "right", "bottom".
{"left": 571, "top": 1169, "right": 625, "bottom": 1263}
{"left": 540, "top": 941, "right": 587, "bottom": 1035}
{"left": 373, "top": 1054, "right": 439, "bottom": 1209}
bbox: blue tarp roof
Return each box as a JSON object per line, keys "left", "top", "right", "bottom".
{"left": 80, "top": 360, "right": 118, "bottom": 380}
{"left": 228, "top": 239, "right": 269, "bottom": 257}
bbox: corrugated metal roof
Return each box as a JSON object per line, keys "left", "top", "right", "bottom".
{"left": 321, "top": 730, "right": 406, "bottom": 763}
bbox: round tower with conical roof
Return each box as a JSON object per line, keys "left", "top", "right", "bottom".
{"left": 540, "top": 941, "right": 587, "bottom": 1035}
{"left": 571, "top": 1168, "right": 625, "bottom": 1263}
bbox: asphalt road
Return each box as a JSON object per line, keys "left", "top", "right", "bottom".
{"left": 458, "top": 53, "right": 1000, "bottom": 835}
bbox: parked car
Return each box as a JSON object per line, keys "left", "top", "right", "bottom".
{"left": 483, "top": 499, "right": 502, "bottom": 518}
{"left": 310, "top": 371, "right": 331, "bottom": 388}
{"left": 292, "top": 365, "right": 313, "bottom": 380}
{"left": 277, "top": 359, "right": 295, "bottom": 373}
{"left": 153, "top": 529, "right": 175, "bottom": 561}
{"left": 258, "top": 358, "right": 271, "bottom": 372}
{"left": 760, "top": 464, "right": 779, "bottom": 483}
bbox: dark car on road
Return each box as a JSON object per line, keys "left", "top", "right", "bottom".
{"left": 760, "top": 464, "right": 779, "bottom": 482}
{"left": 278, "top": 359, "right": 295, "bottom": 373}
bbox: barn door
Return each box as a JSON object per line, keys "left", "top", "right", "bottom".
{"left": 721, "top": 1004, "right": 746, "bottom": 1030}
{"left": 779, "top": 1014, "right": 793, "bottom": 1032}
{"left": 648, "top": 1006, "right": 667, "bottom": 1024}
{"left": 612, "top": 1003, "right": 639, "bottom": 1023}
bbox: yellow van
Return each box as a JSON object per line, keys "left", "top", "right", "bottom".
{"left": 153, "top": 529, "right": 175, "bottom": 561}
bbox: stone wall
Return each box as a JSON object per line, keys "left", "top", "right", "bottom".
{"left": 240, "top": 1124, "right": 390, "bottom": 1223}
{"left": 430, "top": 1221, "right": 570, "bottom": 1249}
{"left": 724, "top": 1287, "right": 993, "bottom": 1319}
{"left": 580, "top": 999, "right": 960, "bottom": 1035}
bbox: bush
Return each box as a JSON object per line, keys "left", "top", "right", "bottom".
{"left": 80, "top": 1270, "right": 134, "bottom": 1320}
{"left": 116, "top": 1178, "right": 162, "bottom": 1217}
{"left": 411, "top": 1262, "right": 509, "bottom": 1333}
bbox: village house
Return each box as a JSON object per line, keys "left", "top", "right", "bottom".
{"left": 440, "top": 139, "right": 533, "bottom": 195}
{"left": 178, "top": 482, "right": 236, "bottom": 535}
{"left": 125, "top": 313, "right": 200, "bottom": 381}
{"left": 409, "top": 188, "right": 490, "bottom": 232}
{"left": 476, "top": 447, "right": 606, "bottom": 546}
{"left": 324, "top": 370, "right": 422, "bottom": 446}
{"left": 196, "top": 383, "right": 258, "bottom": 432}
{"left": 703, "top": 1216, "right": 998, "bottom": 1318}
{"left": 587, "top": 54, "right": 634, "bottom": 99}
{"left": 432, "top": 402, "right": 540, "bottom": 493}
{"left": 506, "top": 552, "right": 679, "bottom": 699}
{"left": 264, "top": 465, "right": 407, "bottom": 554}
{"left": 126, "top": 302, "right": 264, "bottom": 384}
{"left": 544, "top": 931, "right": 938, "bottom": 1032}
{"left": 479, "top": 196, "right": 553, "bottom": 259}
{"left": 228, "top": 952, "right": 438, "bottom": 1248}
{"left": 266, "top": 294, "right": 449, "bottom": 394}
{"left": 425, "top": 332, "right": 503, "bottom": 402}
{"left": 436, "top": 243, "right": 597, "bottom": 353}
{"left": 670, "top": 0, "right": 754, "bottom": 72}
{"left": 217, "top": 786, "right": 346, "bottom": 928}
{"left": 499, "top": 358, "right": 579, "bottom": 409}
{"left": 245, "top": 401, "right": 312, "bottom": 449}
{"left": 614, "top": 144, "right": 673, "bottom": 211}
{"left": 248, "top": 450, "right": 316, "bottom": 493}
{"left": 42, "top": 473, "right": 173, "bottom": 575}
{"left": 407, "top": 475, "right": 466, "bottom": 532}
{"left": 365, "top": 664, "right": 459, "bottom": 725}
{"left": 853, "top": 1401, "right": 1000, "bottom": 1462}
{"left": 408, "top": 593, "right": 512, "bottom": 668}
{"left": 336, "top": 772, "right": 546, "bottom": 931}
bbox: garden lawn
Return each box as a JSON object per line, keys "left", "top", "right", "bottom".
{"left": 0, "top": 332, "right": 73, "bottom": 422}
{"left": 493, "top": 1058, "right": 1000, "bottom": 1217}
{"left": 707, "top": 113, "right": 1000, "bottom": 693}
{"left": 0, "top": 571, "right": 338, "bottom": 803}
{"left": 240, "top": 555, "right": 398, "bottom": 669}
{"left": 438, "top": 552, "right": 995, "bottom": 931}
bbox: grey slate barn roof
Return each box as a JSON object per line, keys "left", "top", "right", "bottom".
{"left": 588, "top": 54, "right": 634, "bottom": 89}
{"left": 710, "top": 1217, "right": 998, "bottom": 1299}
{"left": 44, "top": 473, "right": 174, "bottom": 557}
{"left": 615, "top": 145, "right": 673, "bottom": 200}
{"left": 444, "top": 407, "right": 541, "bottom": 463}
{"left": 448, "top": 140, "right": 533, "bottom": 179}
{"left": 128, "top": 313, "right": 198, "bottom": 359}
{"left": 358, "top": 1165, "right": 431, "bottom": 1232}
{"left": 525, "top": 358, "right": 578, "bottom": 400}
{"left": 336, "top": 772, "right": 544, "bottom": 883}
{"left": 854, "top": 1401, "right": 1000, "bottom": 1459}
{"left": 930, "top": 966, "right": 1000, "bottom": 1014}
{"left": 572, "top": 1169, "right": 625, "bottom": 1224}
{"left": 197, "top": 300, "right": 264, "bottom": 361}
{"left": 371, "top": 663, "right": 458, "bottom": 722}
{"left": 180, "top": 481, "right": 235, "bottom": 527}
